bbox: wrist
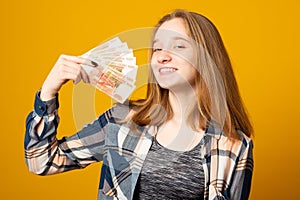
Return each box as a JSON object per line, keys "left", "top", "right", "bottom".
{"left": 40, "top": 88, "right": 57, "bottom": 101}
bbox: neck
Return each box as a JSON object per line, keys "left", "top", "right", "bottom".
{"left": 168, "top": 85, "right": 197, "bottom": 122}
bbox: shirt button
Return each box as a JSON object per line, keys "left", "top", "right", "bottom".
{"left": 39, "top": 106, "right": 45, "bottom": 111}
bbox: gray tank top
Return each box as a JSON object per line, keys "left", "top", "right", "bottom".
{"left": 133, "top": 137, "right": 205, "bottom": 200}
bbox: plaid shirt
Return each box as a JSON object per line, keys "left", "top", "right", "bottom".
{"left": 25, "top": 91, "right": 253, "bottom": 200}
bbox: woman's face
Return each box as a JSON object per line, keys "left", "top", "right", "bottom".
{"left": 151, "top": 18, "right": 197, "bottom": 91}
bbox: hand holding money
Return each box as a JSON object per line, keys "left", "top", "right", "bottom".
{"left": 40, "top": 37, "right": 137, "bottom": 103}
{"left": 40, "top": 55, "right": 97, "bottom": 101}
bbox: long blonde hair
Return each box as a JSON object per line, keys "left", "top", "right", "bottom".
{"left": 129, "top": 9, "right": 253, "bottom": 138}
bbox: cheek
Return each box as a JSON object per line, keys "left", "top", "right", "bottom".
{"left": 179, "top": 59, "right": 197, "bottom": 82}
{"left": 182, "top": 51, "right": 196, "bottom": 66}
{"left": 150, "top": 53, "right": 158, "bottom": 65}
{"left": 150, "top": 55, "right": 159, "bottom": 74}
{"left": 173, "top": 49, "right": 196, "bottom": 67}
{"left": 150, "top": 58, "right": 159, "bottom": 79}
{"left": 150, "top": 55, "right": 155, "bottom": 66}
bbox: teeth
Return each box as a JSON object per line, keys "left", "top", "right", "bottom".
{"left": 160, "top": 68, "right": 176, "bottom": 73}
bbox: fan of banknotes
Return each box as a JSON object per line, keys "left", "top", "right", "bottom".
{"left": 81, "top": 37, "right": 137, "bottom": 103}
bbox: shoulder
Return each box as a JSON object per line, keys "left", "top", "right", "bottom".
{"left": 236, "top": 130, "right": 254, "bottom": 161}
{"left": 228, "top": 131, "right": 254, "bottom": 163}
{"left": 111, "top": 103, "right": 132, "bottom": 120}
{"left": 211, "top": 129, "right": 253, "bottom": 159}
{"left": 99, "top": 103, "right": 133, "bottom": 122}
{"left": 236, "top": 130, "right": 254, "bottom": 152}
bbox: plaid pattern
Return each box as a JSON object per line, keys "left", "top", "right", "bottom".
{"left": 25, "top": 92, "right": 253, "bottom": 200}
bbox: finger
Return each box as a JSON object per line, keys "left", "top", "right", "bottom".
{"left": 59, "top": 60, "right": 82, "bottom": 72}
{"left": 62, "top": 68, "right": 81, "bottom": 84}
{"left": 80, "top": 59, "right": 98, "bottom": 68}
{"left": 57, "top": 63, "right": 81, "bottom": 82}
{"left": 59, "top": 62, "right": 90, "bottom": 84}
{"left": 60, "top": 54, "right": 98, "bottom": 67}
{"left": 74, "top": 74, "right": 81, "bottom": 85}
{"left": 62, "top": 66, "right": 89, "bottom": 84}
{"left": 80, "top": 68, "right": 90, "bottom": 83}
{"left": 59, "top": 70, "right": 80, "bottom": 83}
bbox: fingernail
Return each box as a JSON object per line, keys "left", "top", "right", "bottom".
{"left": 91, "top": 61, "right": 98, "bottom": 67}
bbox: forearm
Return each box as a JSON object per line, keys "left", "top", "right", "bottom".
{"left": 24, "top": 91, "right": 82, "bottom": 175}
{"left": 24, "top": 91, "right": 108, "bottom": 175}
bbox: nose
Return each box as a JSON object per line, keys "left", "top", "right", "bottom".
{"left": 157, "top": 50, "right": 172, "bottom": 64}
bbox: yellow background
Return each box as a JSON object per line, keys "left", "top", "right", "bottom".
{"left": 1, "top": 0, "right": 299, "bottom": 199}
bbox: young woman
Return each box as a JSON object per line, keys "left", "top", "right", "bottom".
{"left": 25, "top": 9, "right": 254, "bottom": 200}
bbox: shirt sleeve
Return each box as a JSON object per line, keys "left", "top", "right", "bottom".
{"left": 228, "top": 137, "right": 254, "bottom": 200}
{"left": 24, "top": 91, "right": 113, "bottom": 175}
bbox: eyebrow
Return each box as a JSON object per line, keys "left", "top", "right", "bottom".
{"left": 152, "top": 36, "right": 191, "bottom": 45}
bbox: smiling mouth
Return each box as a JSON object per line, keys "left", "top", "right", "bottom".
{"left": 159, "top": 67, "right": 178, "bottom": 73}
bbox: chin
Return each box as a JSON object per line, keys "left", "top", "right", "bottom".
{"left": 156, "top": 81, "right": 174, "bottom": 89}
{"left": 157, "top": 84, "right": 170, "bottom": 90}
{"left": 157, "top": 83, "right": 180, "bottom": 91}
